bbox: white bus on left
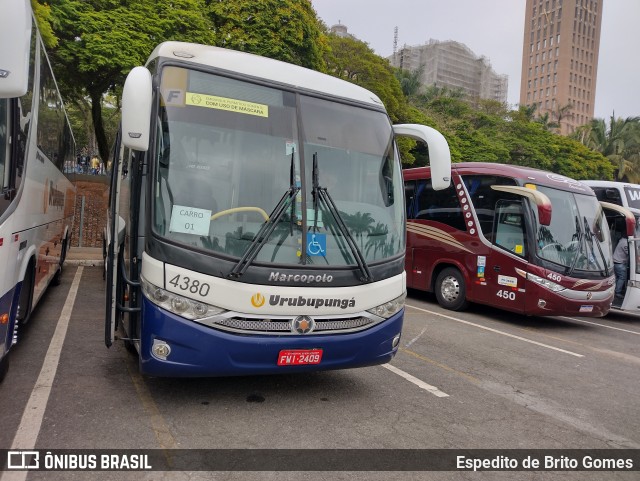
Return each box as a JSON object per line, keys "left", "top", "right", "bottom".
{"left": 0, "top": 0, "right": 76, "bottom": 381}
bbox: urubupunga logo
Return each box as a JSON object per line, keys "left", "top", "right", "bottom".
{"left": 269, "top": 295, "right": 355, "bottom": 309}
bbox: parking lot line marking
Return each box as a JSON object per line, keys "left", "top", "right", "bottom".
{"left": 400, "top": 347, "right": 481, "bottom": 385}
{"left": 126, "top": 357, "right": 179, "bottom": 451}
{"left": 1, "top": 267, "right": 83, "bottom": 481}
{"left": 406, "top": 304, "right": 584, "bottom": 358}
{"left": 382, "top": 363, "right": 449, "bottom": 397}
{"left": 404, "top": 326, "right": 427, "bottom": 348}
{"left": 561, "top": 316, "right": 640, "bottom": 335}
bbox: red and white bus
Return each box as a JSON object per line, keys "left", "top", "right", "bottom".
{"left": 404, "top": 162, "right": 634, "bottom": 317}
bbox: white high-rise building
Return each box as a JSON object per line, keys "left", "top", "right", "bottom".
{"left": 389, "top": 39, "right": 508, "bottom": 103}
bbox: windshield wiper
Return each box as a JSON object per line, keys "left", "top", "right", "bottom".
{"left": 583, "top": 216, "right": 609, "bottom": 277}
{"left": 228, "top": 152, "right": 299, "bottom": 279}
{"left": 565, "top": 215, "right": 583, "bottom": 278}
{"left": 312, "top": 153, "right": 373, "bottom": 283}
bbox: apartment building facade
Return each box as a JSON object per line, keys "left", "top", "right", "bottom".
{"left": 519, "top": 0, "right": 603, "bottom": 135}
{"left": 390, "top": 39, "right": 508, "bottom": 103}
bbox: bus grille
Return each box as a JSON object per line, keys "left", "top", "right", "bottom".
{"left": 206, "top": 315, "right": 376, "bottom": 335}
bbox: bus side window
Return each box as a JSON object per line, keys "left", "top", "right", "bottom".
{"left": 493, "top": 200, "right": 527, "bottom": 257}
{"left": 462, "top": 174, "right": 518, "bottom": 241}
{"left": 592, "top": 187, "right": 622, "bottom": 206}
{"left": 405, "top": 181, "right": 416, "bottom": 218}
{"left": 0, "top": 99, "right": 7, "bottom": 190}
{"left": 414, "top": 180, "right": 465, "bottom": 231}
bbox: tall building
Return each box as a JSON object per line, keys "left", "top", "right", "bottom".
{"left": 519, "top": 0, "right": 603, "bottom": 135}
{"left": 389, "top": 40, "right": 508, "bottom": 103}
{"left": 329, "top": 22, "right": 355, "bottom": 39}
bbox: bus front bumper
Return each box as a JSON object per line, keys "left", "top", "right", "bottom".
{"left": 526, "top": 282, "right": 614, "bottom": 317}
{"left": 138, "top": 297, "right": 403, "bottom": 377}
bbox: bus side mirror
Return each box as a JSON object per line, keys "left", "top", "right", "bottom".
{"left": 0, "top": 0, "right": 31, "bottom": 98}
{"left": 393, "top": 124, "right": 452, "bottom": 191}
{"left": 121, "top": 66, "right": 152, "bottom": 152}
{"left": 604, "top": 188, "right": 621, "bottom": 202}
{"left": 600, "top": 201, "right": 635, "bottom": 236}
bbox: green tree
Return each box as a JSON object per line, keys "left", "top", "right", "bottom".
{"left": 512, "top": 104, "right": 538, "bottom": 123}
{"left": 553, "top": 103, "right": 575, "bottom": 133}
{"left": 210, "top": 0, "right": 328, "bottom": 71}
{"left": 394, "top": 66, "right": 423, "bottom": 98}
{"left": 323, "top": 34, "right": 407, "bottom": 123}
{"left": 47, "top": 0, "right": 217, "bottom": 163}
{"left": 535, "top": 111, "right": 560, "bottom": 131}
{"left": 31, "top": 0, "right": 56, "bottom": 48}
{"left": 415, "top": 85, "right": 466, "bottom": 105}
{"left": 576, "top": 114, "right": 640, "bottom": 181}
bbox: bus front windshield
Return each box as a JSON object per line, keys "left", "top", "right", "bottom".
{"left": 152, "top": 66, "right": 404, "bottom": 267}
{"left": 535, "top": 186, "right": 612, "bottom": 276}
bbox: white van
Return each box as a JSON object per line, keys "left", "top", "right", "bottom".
{"left": 583, "top": 180, "right": 640, "bottom": 311}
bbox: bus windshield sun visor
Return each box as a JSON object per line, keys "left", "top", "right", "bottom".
{"left": 227, "top": 153, "right": 300, "bottom": 279}
{"left": 312, "top": 153, "right": 373, "bottom": 283}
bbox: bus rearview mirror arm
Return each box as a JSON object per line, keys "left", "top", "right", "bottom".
{"left": 491, "top": 185, "right": 553, "bottom": 226}
{"left": 392, "top": 124, "right": 451, "bottom": 191}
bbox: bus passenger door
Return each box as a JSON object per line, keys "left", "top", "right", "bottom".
{"left": 105, "top": 66, "right": 152, "bottom": 348}
{"left": 623, "top": 236, "right": 640, "bottom": 310}
{"left": 602, "top": 202, "right": 640, "bottom": 311}
{"left": 105, "top": 136, "right": 125, "bottom": 347}
{"left": 481, "top": 200, "right": 527, "bottom": 313}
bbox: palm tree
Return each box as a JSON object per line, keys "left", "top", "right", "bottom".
{"left": 394, "top": 65, "right": 424, "bottom": 98}
{"left": 417, "top": 84, "right": 466, "bottom": 104}
{"left": 535, "top": 111, "right": 560, "bottom": 131}
{"left": 553, "top": 102, "right": 575, "bottom": 132}
{"left": 578, "top": 114, "right": 640, "bottom": 181}
{"left": 511, "top": 104, "right": 538, "bottom": 123}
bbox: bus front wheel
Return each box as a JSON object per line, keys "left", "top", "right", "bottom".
{"left": 435, "top": 267, "right": 468, "bottom": 311}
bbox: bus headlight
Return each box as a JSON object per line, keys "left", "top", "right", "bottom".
{"left": 526, "top": 273, "right": 565, "bottom": 292}
{"left": 140, "top": 276, "right": 226, "bottom": 320}
{"left": 366, "top": 292, "right": 407, "bottom": 319}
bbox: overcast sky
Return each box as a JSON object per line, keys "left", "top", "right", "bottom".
{"left": 311, "top": 0, "right": 639, "bottom": 120}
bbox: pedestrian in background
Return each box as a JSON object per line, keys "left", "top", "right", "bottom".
{"left": 613, "top": 236, "right": 629, "bottom": 305}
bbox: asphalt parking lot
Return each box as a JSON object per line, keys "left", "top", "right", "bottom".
{"left": 1, "top": 263, "right": 639, "bottom": 480}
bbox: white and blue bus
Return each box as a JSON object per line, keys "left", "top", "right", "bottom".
{"left": 0, "top": 0, "right": 76, "bottom": 381}
{"left": 105, "top": 42, "right": 451, "bottom": 377}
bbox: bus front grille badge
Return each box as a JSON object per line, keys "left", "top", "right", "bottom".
{"left": 292, "top": 315, "right": 315, "bottom": 334}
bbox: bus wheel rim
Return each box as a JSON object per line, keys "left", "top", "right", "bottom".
{"left": 441, "top": 276, "right": 460, "bottom": 302}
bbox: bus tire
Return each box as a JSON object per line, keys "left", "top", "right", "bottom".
{"left": 52, "top": 237, "right": 67, "bottom": 286}
{"left": 0, "top": 353, "right": 9, "bottom": 383}
{"left": 435, "top": 267, "right": 468, "bottom": 311}
{"left": 17, "top": 260, "right": 35, "bottom": 324}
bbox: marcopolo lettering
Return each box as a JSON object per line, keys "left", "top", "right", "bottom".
{"left": 269, "top": 271, "right": 334, "bottom": 283}
{"left": 269, "top": 295, "right": 355, "bottom": 310}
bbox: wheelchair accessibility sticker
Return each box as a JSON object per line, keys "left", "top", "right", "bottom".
{"left": 307, "top": 233, "right": 326, "bottom": 257}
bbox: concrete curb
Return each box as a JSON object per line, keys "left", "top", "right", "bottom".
{"left": 66, "top": 259, "right": 104, "bottom": 267}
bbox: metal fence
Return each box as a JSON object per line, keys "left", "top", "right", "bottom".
{"left": 70, "top": 177, "right": 109, "bottom": 248}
